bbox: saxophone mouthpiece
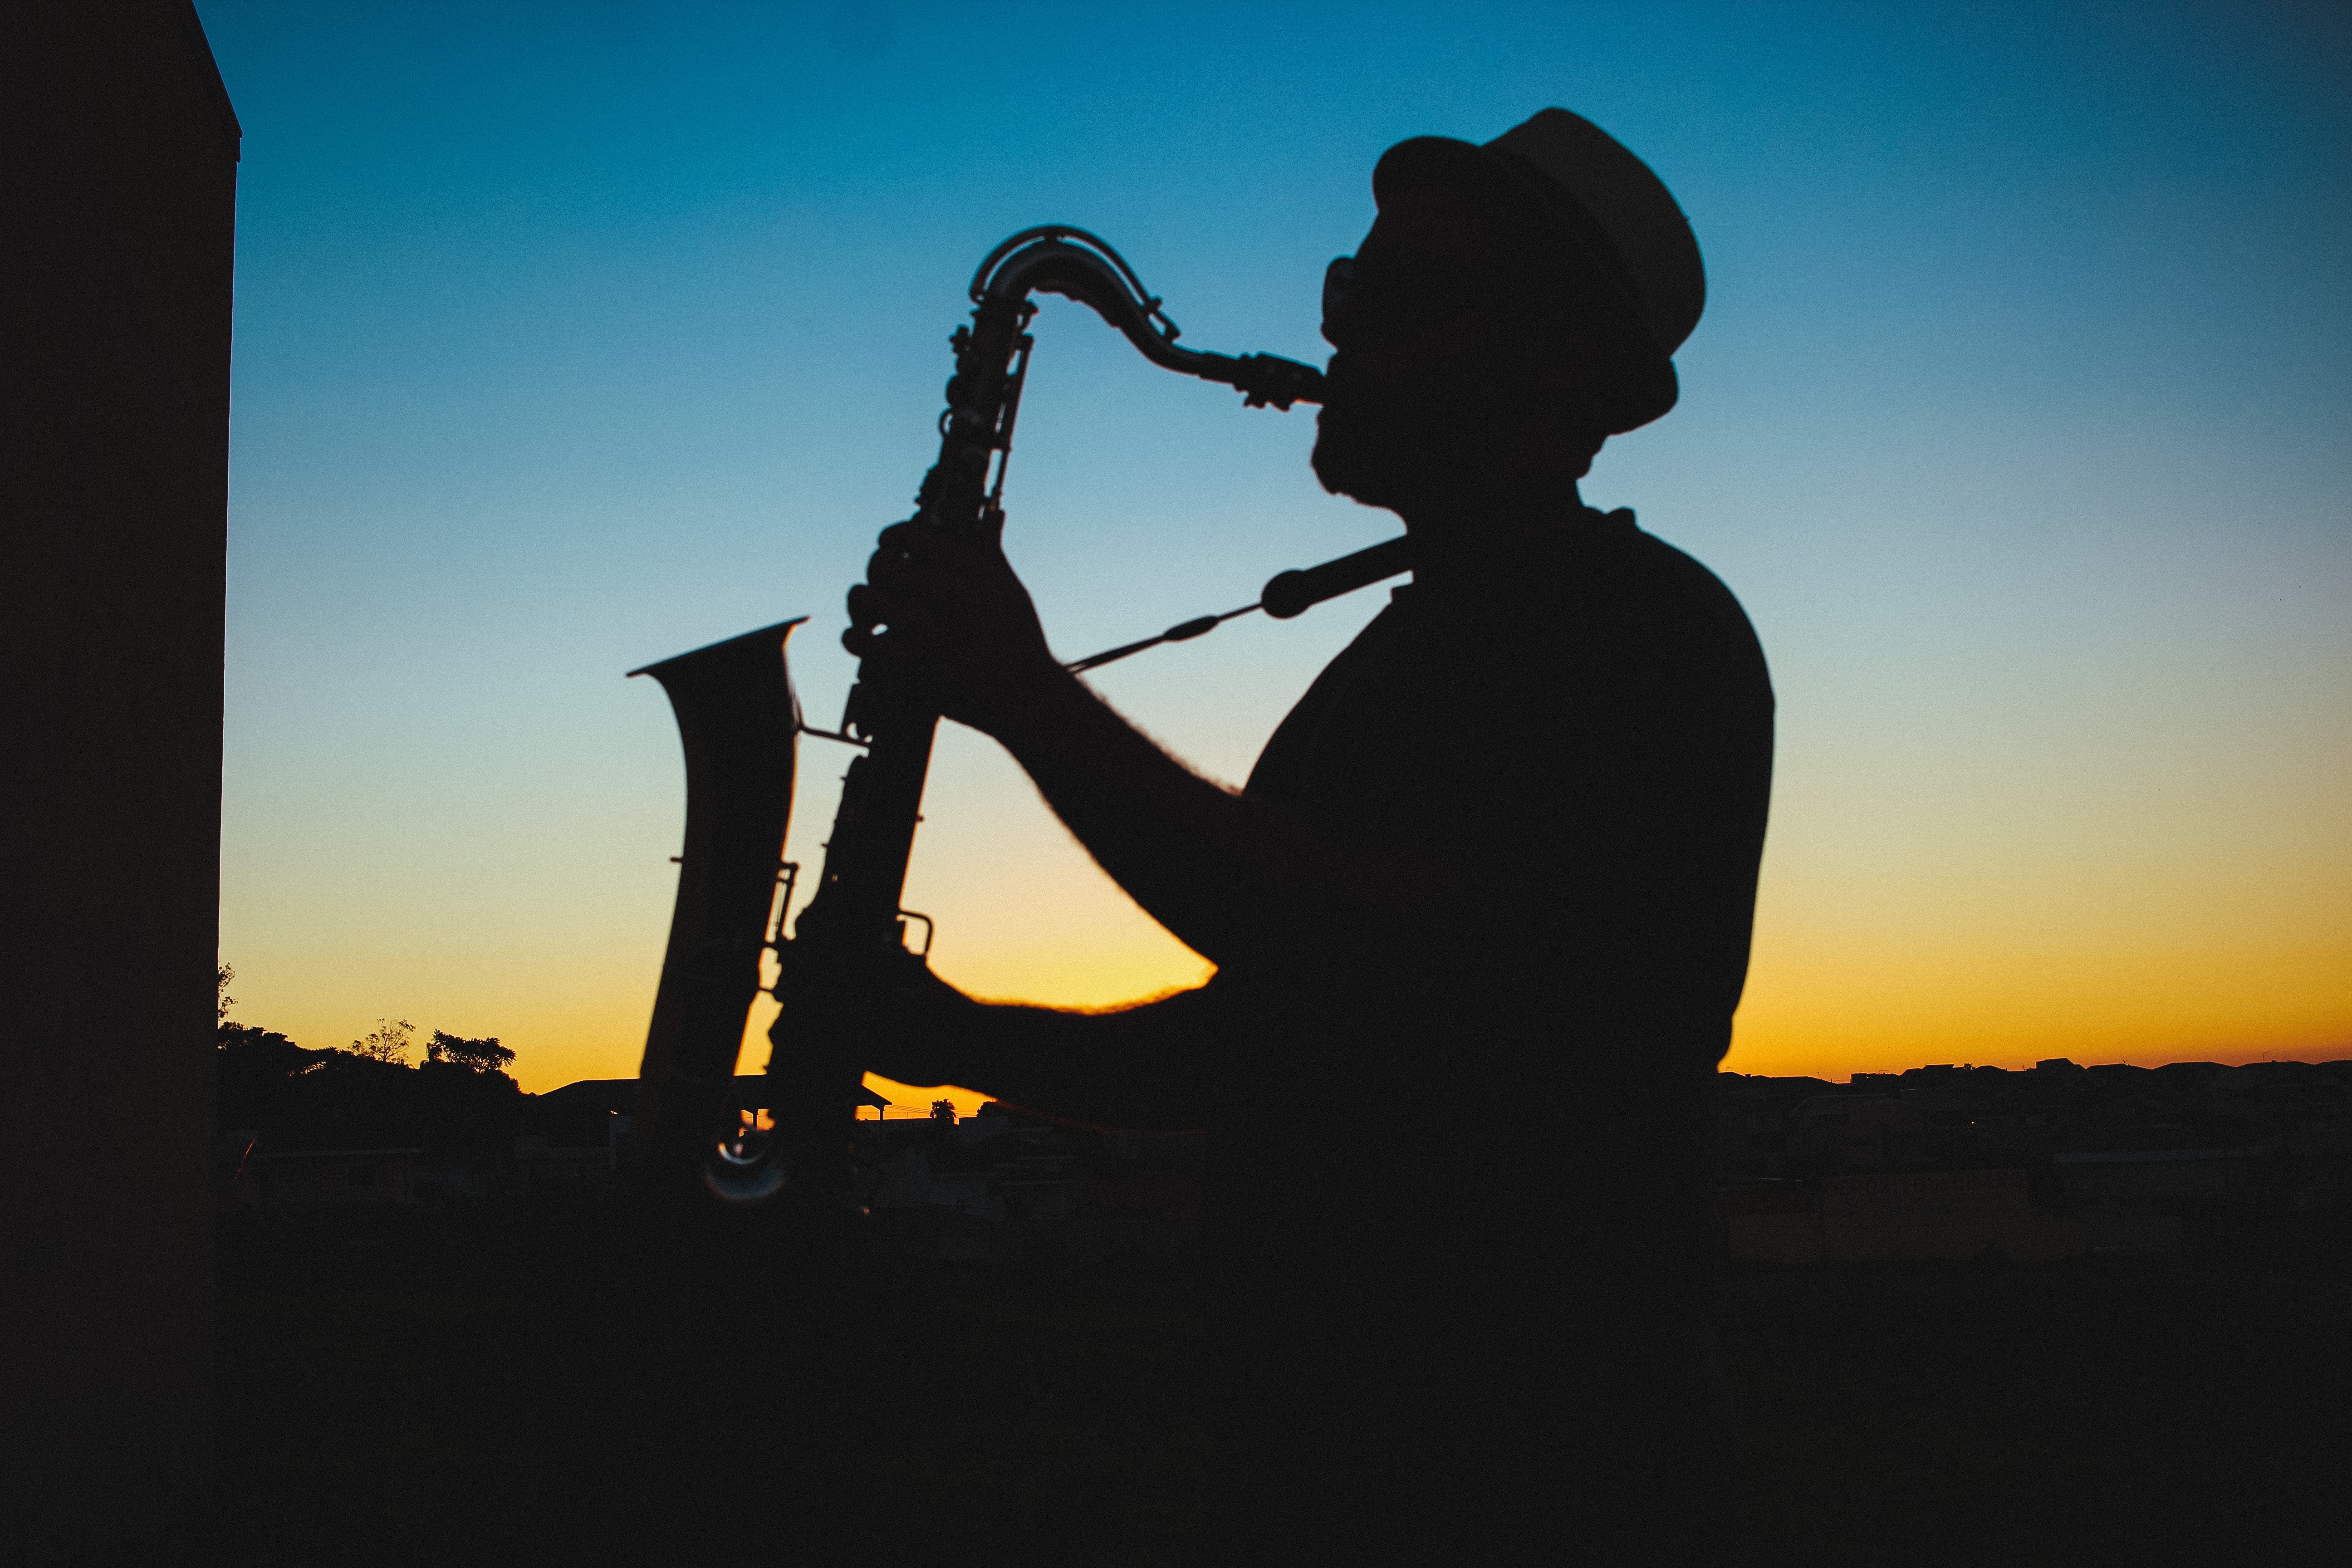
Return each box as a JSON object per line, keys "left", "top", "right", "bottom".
{"left": 1209, "top": 353, "right": 1325, "bottom": 410}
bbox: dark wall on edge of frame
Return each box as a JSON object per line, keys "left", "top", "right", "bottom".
{"left": 1, "top": 2, "right": 238, "bottom": 1557}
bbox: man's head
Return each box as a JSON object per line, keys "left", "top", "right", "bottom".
{"left": 1311, "top": 110, "right": 1704, "bottom": 522}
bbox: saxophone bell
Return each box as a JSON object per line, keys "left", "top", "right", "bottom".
{"left": 624, "top": 619, "right": 804, "bottom": 1203}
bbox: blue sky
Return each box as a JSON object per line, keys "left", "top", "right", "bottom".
{"left": 201, "top": 2, "right": 2350, "bottom": 1090}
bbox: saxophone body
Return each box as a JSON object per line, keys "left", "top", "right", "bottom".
{"left": 629, "top": 228, "right": 1323, "bottom": 1206}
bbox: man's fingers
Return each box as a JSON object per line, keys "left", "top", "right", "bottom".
{"left": 842, "top": 621, "right": 893, "bottom": 663}
{"left": 843, "top": 582, "right": 942, "bottom": 671}
{"left": 845, "top": 581, "right": 902, "bottom": 630}
{"left": 874, "top": 519, "right": 969, "bottom": 566}
{"left": 873, "top": 517, "right": 929, "bottom": 552}
{"left": 868, "top": 528, "right": 998, "bottom": 599}
{"left": 865, "top": 545, "right": 960, "bottom": 598}
{"left": 875, "top": 517, "right": 1008, "bottom": 577}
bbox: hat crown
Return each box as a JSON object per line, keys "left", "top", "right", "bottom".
{"left": 1486, "top": 109, "right": 1704, "bottom": 356}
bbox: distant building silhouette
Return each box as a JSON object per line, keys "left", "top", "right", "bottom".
{"left": 1719, "top": 1057, "right": 2352, "bottom": 1262}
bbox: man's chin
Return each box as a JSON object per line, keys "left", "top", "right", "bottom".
{"left": 1310, "top": 418, "right": 1409, "bottom": 512}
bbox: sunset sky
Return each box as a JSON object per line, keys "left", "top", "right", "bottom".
{"left": 203, "top": 1, "right": 2349, "bottom": 1102}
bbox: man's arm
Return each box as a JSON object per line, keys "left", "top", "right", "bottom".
{"left": 846, "top": 519, "right": 1431, "bottom": 969}
{"left": 862, "top": 970, "right": 1221, "bottom": 1133}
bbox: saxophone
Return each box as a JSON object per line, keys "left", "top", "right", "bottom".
{"left": 630, "top": 228, "right": 1399, "bottom": 1207}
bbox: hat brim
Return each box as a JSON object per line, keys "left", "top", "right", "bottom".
{"left": 1371, "top": 136, "right": 1677, "bottom": 433}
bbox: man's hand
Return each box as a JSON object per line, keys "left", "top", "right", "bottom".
{"left": 844, "top": 518, "right": 1068, "bottom": 738}
{"left": 840, "top": 514, "right": 1282, "bottom": 971}
{"left": 773, "top": 944, "right": 986, "bottom": 1093}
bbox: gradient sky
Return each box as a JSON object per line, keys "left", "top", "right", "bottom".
{"left": 202, "top": 1, "right": 2350, "bottom": 1100}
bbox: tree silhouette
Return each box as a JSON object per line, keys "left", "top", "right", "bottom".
{"left": 426, "top": 1031, "right": 515, "bottom": 1075}
{"left": 351, "top": 1018, "right": 415, "bottom": 1064}
{"left": 929, "top": 1099, "right": 957, "bottom": 1124}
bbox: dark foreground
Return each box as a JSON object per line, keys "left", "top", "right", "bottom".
{"left": 217, "top": 1206, "right": 2348, "bottom": 1565}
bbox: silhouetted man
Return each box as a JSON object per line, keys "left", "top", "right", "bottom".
{"left": 846, "top": 109, "right": 1772, "bottom": 1561}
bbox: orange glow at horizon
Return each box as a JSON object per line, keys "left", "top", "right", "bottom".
{"left": 224, "top": 726, "right": 2350, "bottom": 1096}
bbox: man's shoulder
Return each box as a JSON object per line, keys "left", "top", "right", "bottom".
{"left": 1625, "top": 525, "right": 1760, "bottom": 642}
{"left": 1492, "top": 512, "right": 1762, "bottom": 651}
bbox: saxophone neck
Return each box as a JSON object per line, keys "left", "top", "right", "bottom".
{"left": 971, "top": 226, "right": 1325, "bottom": 408}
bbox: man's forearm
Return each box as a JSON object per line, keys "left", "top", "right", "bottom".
{"left": 919, "top": 990, "right": 1215, "bottom": 1133}
{"left": 988, "top": 667, "right": 1322, "bottom": 967}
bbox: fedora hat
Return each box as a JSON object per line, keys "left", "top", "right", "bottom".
{"left": 1373, "top": 109, "right": 1704, "bottom": 432}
